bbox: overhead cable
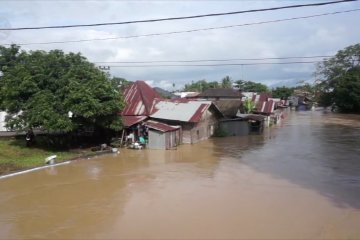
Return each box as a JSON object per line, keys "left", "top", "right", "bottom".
{"left": 100, "top": 61, "right": 321, "bottom": 68}
{"left": 3, "top": 9, "right": 359, "bottom": 46}
{"left": 0, "top": 0, "right": 356, "bottom": 31}
{"left": 93, "top": 55, "right": 332, "bottom": 64}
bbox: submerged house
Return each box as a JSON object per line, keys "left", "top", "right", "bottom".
{"left": 150, "top": 99, "right": 223, "bottom": 144}
{"left": 219, "top": 114, "right": 265, "bottom": 136}
{"left": 122, "top": 81, "right": 223, "bottom": 148}
{"left": 145, "top": 120, "right": 181, "bottom": 150}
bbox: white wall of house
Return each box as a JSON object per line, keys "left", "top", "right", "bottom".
{"left": 0, "top": 111, "right": 8, "bottom": 131}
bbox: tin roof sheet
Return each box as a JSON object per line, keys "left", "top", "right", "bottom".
{"left": 123, "top": 116, "right": 147, "bottom": 127}
{"left": 122, "top": 81, "right": 162, "bottom": 116}
{"left": 255, "top": 100, "right": 275, "bottom": 114}
{"left": 150, "top": 99, "right": 212, "bottom": 123}
{"left": 145, "top": 120, "right": 180, "bottom": 132}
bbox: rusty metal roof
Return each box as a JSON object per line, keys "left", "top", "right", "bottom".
{"left": 122, "top": 81, "right": 162, "bottom": 116}
{"left": 123, "top": 116, "right": 147, "bottom": 127}
{"left": 234, "top": 114, "right": 266, "bottom": 121}
{"left": 255, "top": 100, "right": 275, "bottom": 115}
{"left": 150, "top": 99, "right": 213, "bottom": 123}
{"left": 213, "top": 100, "right": 242, "bottom": 117}
{"left": 145, "top": 120, "right": 180, "bottom": 132}
{"left": 252, "top": 92, "right": 272, "bottom": 102}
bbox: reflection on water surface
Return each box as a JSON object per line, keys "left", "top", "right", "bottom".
{"left": 0, "top": 111, "right": 359, "bottom": 239}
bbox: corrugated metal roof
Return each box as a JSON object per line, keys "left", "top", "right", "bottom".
{"left": 150, "top": 99, "right": 212, "bottom": 123}
{"left": 255, "top": 100, "right": 275, "bottom": 114}
{"left": 145, "top": 120, "right": 180, "bottom": 132}
{"left": 123, "top": 116, "right": 147, "bottom": 127}
{"left": 214, "top": 100, "right": 242, "bottom": 117}
{"left": 238, "top": 114, "right": 266, "bottom": 121}
{"left": 259, "top": 93, "right": 272, "bottom": 102}
{"left": 122, "top": 81, "right": 162, "bottom": 116}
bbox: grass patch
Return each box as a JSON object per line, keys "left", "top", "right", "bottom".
{"left": 0, "top": 138, "right": 90, "bottom": 175}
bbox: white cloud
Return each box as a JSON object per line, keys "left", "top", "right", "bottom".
{"left": 1, "top": 0, "right": 359, "bottom": 88}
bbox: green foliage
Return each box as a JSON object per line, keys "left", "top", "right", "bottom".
{"left": 184, "top": 79, "right": 209, "bottom": 92}
{"left": 234, "top": 80, "right": 268, "bottom": 92}
{"left": 183, "top": 76, "right": 233, "bottom": 92}
{"left": 272, "top": 86, "right": 294, "bottom": 99}
{"left": 112, "top": 76, "right": 132, "bottom": 89}
{"left": 315, "top": 43, "right": 360, "bottom": 113}
{"left": 213, "top": 127, "right": 228, "bottom": 137}
{"left": 0, "top": 45, "right": 125, "bottom": 132}
{"left": 221, "top": 76, "right": 232, "bottom": 88}
{"left": 243, "top": 98, "right": 255, "bottom": 113}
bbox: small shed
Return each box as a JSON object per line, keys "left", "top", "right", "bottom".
{"left": 220, "top": 114, "right": 266, "bottom": 136}
{"left": 146, "top": 120, "right": 181, "bottom": 150}
{"left": 219, "top": 118, "right": 250, "bottom": 136}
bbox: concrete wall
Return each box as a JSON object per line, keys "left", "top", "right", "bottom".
{"left": 0, "top": 111, "right": 7, "bottom": 131}
{"left": 220, "top": 121, "right": 249, "bottom": 136}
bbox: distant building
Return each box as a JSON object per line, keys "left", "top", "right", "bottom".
{"left": 173, "top": 92, "right": 200, "bottom": 98}
{"left": 197, "top": 88, "right": 243, "bottom": 101}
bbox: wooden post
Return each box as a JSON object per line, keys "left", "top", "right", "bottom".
{"left": 120, "top": 129, "right": 125, "bottom": 147}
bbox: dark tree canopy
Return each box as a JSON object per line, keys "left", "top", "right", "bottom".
{"left": 184, "top": 79, "right": 220, "bottom": 92}
{"left": 221, "top": 76, "right": 232, "bottom": 88}
{"left": 234, "top": 80, "right": 268, "bottom": 92}
{"left": 0, "top": 45, "right": 124, "bottom": 132}
{"left": 315, "top": 43, "right": 360, "bottom": 113}
{"left": 271, "top": 86, "right": 294, "bottom": 99}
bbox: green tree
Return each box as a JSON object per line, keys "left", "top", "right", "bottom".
{"left": 315, "top": 43, "right": 360, "bottom": 112}
{"left": 184, "top": 79, "right": 208, "bottom": 91}
{"left": 221, "top": 76, "right": 232, "bottom": 88}
{"left": 272, "top": 86, "right": 294, "bottom": 99}
{"left": 243, "top": 98, "right": 255, "bottom": 113}
{"left": 0, "top": 45, "right": 124, "bottom": 132}
{"left": 234, "top": 80, "right": 268, "bottom": 92}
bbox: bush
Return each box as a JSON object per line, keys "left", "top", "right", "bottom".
{"left": 213, "top": 127, "right": 228, "bottom": 137}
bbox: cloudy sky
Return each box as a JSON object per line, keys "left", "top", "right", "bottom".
{"left": 1, "top": 0, "right": 359, "bottom": 90}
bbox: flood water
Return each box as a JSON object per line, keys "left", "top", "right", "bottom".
{"left": 0, "top": 111, "right": 360, "bottom": 239}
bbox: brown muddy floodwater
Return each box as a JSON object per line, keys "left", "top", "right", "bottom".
{"left": 1, "top": 111, "right": 360, "bottom": 239}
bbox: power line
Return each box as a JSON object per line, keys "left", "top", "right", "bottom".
{"left": 4, "top": 9, "right": 359, "bottom": 46}
{"left": 101, "top": 61, "right": 321, "bottom": 68}
{"left": 93, "top": 55, "right": 332, "bottom": 64}
{"left": 1, "top": 0, "right": 356, "bottom": 31}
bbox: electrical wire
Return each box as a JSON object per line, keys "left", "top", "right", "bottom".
{"left": 93, "top": 55, "right": 332, "bottom": 64}
{"left": 3, "top": 9, "right": 359, "bottom": 46}
{"left": 99, "top": 61, "right": 321, "bottom": 68}
{"left": 0, "top": 0, "right": 356, "bottom": 31}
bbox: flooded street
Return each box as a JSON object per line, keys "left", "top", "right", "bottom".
{"left": 1, "top": 111, "right": 360, "bottom": 239}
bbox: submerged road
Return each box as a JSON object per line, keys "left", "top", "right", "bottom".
{"left": 0, "top": 111, "right": 360, "bottom": 239}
